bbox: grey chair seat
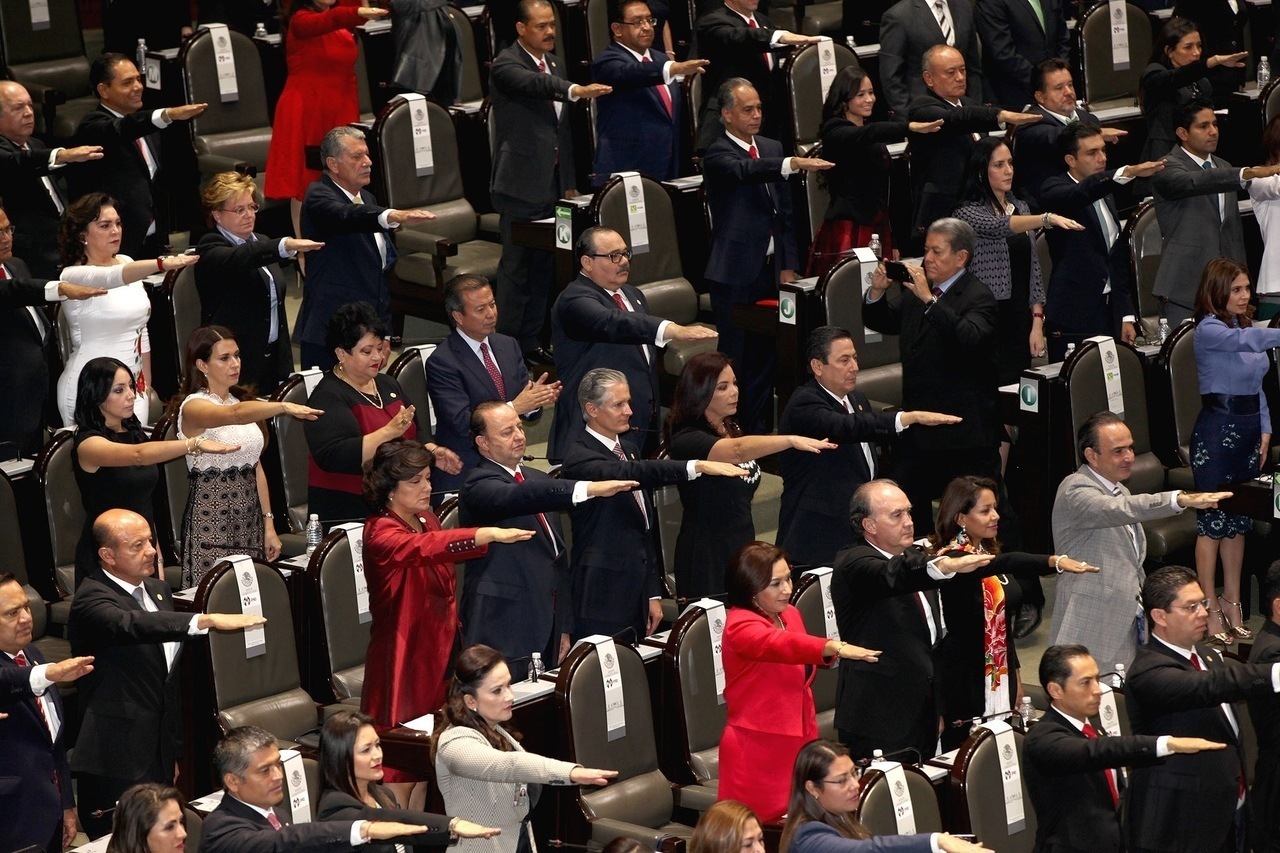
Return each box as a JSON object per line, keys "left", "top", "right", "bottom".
{"left": 663, "top": 328, "right": 719, "bottom": 376}
{"left": 817, "top": 707, "right": 837, "bottom": 741}
{"left": 799, "top": 1, "right": 842, "bottom": 34}
{"left": 46, "top": 97, "right": 99, "bottom": 140}
{"left": 216, "top": 687, "right": 319, "bottom": 739}
{"left": 279, "top": 533, "right": 307, "bottom": 558}
{"left": 856, "top": 363, "right": 903, "bottom": 410}
{"left": 1142, "top": 512, "right": 1196, "bottom": 561}
{"left": 1165, "top": 466, "right": 1195, "bottom": 491}
{"left": 689, "top": 749, "right": 718, "bottom": 784}
{"left": 33, "top": 634, "right": 72, "bottom": 663}
{"left": 333, "top": 665, "right": 365, "bottom": 701}
{"left": 195, "top": 129, "right": 274, "bottom": 167}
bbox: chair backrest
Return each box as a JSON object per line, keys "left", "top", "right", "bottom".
{"left": 374, "top": 96, "right": 477, "bottom": 245}
{"left": 311, "top": 527, "right": 370, "bottom": 700}
{"left": 592, "top": 174, "right": 687, "bottom": 289}
{"left": 435, "top": 496, "right": 464, "bottom": 599}
{"left": 0, "top": 471, "right": 28, "bottom": 585}
{"left": 1079, "top": 1, "right": 1151, "bottom": 107}
{"left": 791, "top": 572, "right": 837, "bottom": 723}
{"left": 785, "top": 41, "right": 860, "bottom": 152}
{"left": 35, "top": 429, "right": 83, "bottom": 597}
{"left": 950, "top": 727, "right": 1037, "bottom": 853}
{"left": 183, "top": 807, "right": 204, "bottom": 853}
{"left": 1126, "top": 201, "right": 1162, "bottom": 338}
{"left": 665, "top": 606, "right": 727, "bottom": 784}
{"left": 1035, "top": 231, "right": 1052, "bottom": 283}
{"left": 387, "top": 347, "right": 436, "bottom": 438}
{"left": 856, "top": 765, "right": 944, "bottom": 835}
{"left": 445, "top": 5, "right": 485, "bottom": 108}
{"left": 1265, "top": 76, "right": 1280, "bottom": 125}
{"left": 198, "top": 559, "right": 318, "bottom": 742}
{"left": 270, "top": 376, "right": 311, "bottom": 532}
{"left": 0, "top": 0, "right": 91, "bottom": 99}
{"left": 355, "top": 35, "right": 374, "bottom": 121}
{"left": 170, "top": 265, "right": 202, "bottom": 381}
{"left": 1163, "top": 321, "right": 1198, "bottom": 465}
{"left": 182, "top": 27, "right": 273, "bottom": 166}
{"left": 800, "top": 142, "right": 832, "bottom": 243}
{"left": 584, "top": 0, "right": 612, "bottom": 60}
{"left": 151, "top": 412, "right": 191, "bottom": 565}
{"left": 817, "top": 258, "right": 902, "bottom": 407}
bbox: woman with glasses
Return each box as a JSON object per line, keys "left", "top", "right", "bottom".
{"left": 720, "top": 541, "right": 881, "bottom": 822}
{"left": 196, "top": 172, "right": 324, "bottom": 393}
{"left": 779, "top": 739, "right": 988, "bottom": 853}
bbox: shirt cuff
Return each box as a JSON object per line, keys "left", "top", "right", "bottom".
{"left": 926, "top": 558, "right": 953, "bottom": 580}
{"left": 45, "top": 281, "right": 63, "bottom": 301}
{"left": 661, "top": 61, "right": 678, "bottom": 84}
{"left": 1112, "top": 166, "right": 1134, "bottom": 184}
{"left": 277, "top": 238, "right": 296, "bottom": 258}
{"left": 377, "top": 210, "right": 398, "bottom": 230}
{"left": 929, "top": 833, "right": 943, "bottom": 853}
{"left": 655, "top": 319, "right": 672, "bottom": 347}
{"left": 1271, "top": 662, "right": 1280, "bottom": 692}
{"left": 189, "top": 615, "right": 209, "bottom": 636}
{"left": 48, "top": 148, "right": 65, "bottom": 169}
{"left": 1240, "top": 168, "right": 1250, "bottom": 186}
{"left": 686, "top": 460, "right": 700, "bottom": 479}
{"left": 1155, "top": 735, "right": 1172, "bottom": 757}
{"left": 769, "top": 30, "right": 787, "bottom": 45}
{"left": 571, "top": 480, "right": 591, "bottom": 504}
{"left": 1169, "top": 491, "right": 1185, "bottom": 512}
{"left": 351, "top": 823, "right": 368, "bottom": 846}
{"left": 29, "top": 663, "right": 53, "bottom": 695}
{"left": 864, "top": 289, "right": 885, "bottom": 304}
{"left": 151, "top": 109, "right": 171, "bottom": 128}
{"left": 894, "top": 412, "right": 906, "bottom": 433}
{"left": 1122, "top": 315, "right": 1136, "bottom": 323}
{"left": 780, "top": 158, "right": 797, "bottom": 178}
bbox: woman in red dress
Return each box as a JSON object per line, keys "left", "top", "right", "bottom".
{"left": 265, "top": 0, "right": 389, "bottom": 234}
{"left": 360, "top": 438, "right": 534, "bottom": 805}
{"left": 719, "top": 542, "right": 880, "bottom": 822}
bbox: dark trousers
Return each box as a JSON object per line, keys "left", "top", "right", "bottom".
{"left": 709, "top": 263, "right": 777, "bottom": 434}
{"left": 493, "top": 191, "right": 555, "bottom": 354}
{"left": 77, "top": 764, "right": 167, "bottom": 840}
{"left": 299, "top": 342, "right": 336, "bottom": 373}
{"left": 839, "top": 706, "right": 938, "bottom": 764}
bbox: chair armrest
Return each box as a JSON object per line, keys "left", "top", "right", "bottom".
{"left": 589, "top": 818, "right": 682, "bottom": 849}
{"left": 395, "top": 228, "right": 458, "bottom": 257}
{"left": 22, "top": 81, "right": 66, "bottom": 106}
{"left": 198, "top": 152, "right": 257, "bottom": 177}
{"left": 675, "top": 783, "right": 717, "bottom": 812}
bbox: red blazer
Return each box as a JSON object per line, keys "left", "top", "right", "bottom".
{"left": 722, "top": 605, "right": 832, "bottom": 736}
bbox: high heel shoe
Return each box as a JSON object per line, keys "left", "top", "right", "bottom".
{"left": 1206, "top": 608, "right": 1236, "bottom": 646}
{"left": 1220, "top": 596, "right": 1253, "bottom": 640}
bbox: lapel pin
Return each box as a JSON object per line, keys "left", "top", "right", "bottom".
{"left": 390, "top": 392, "right": 397, "bottom": 398}
{"left": 156, "top": 594, "right": 164, "bottom": 600}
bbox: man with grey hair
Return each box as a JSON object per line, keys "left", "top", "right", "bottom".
{"left": 561, "top": 369, "right": 745, "bottom": 640}
{"left": 864, "top": 217, "right": 1001, "bottom": 534}
{"left": 295, "top": 125, "right": 437, "bottom": 370}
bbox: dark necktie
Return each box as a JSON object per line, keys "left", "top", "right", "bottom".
{"left": 746, "top": 17, "right": 772, "bottom": 70}
{"left": 611, "top": 291, "right": 649, "bottom": 363}
{"left": 513, "top": 468, "right": 557, "bottom": 554}
{"left": 1081, "top": 723, "right": 1121, "bottom": 807}
{"left": 933, "top": 0, "right": 953, "bottom": 44}
{"left": 479, "top": 341, "right": 506, "bottom": 398}
{"left": 131, "top": 587, "right": 146, "bottom": 607}
{"left": 12, "top": 650, "right": 52, "bottom": 735}
{"left": 612, "top": 441, "right": 649, "bottom": 527}
{"left": 931, "top": 286, "right": 943, "bottom": 298}
{"left": 1192, "top": 654, "right": 1248, "bottom": 802}
{"left": 1203, "top": 160, "right": 1222, "bottom": 219}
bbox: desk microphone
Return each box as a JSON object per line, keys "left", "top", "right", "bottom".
{"left": 545, "top": 842, "right": 592, "bottom": 850}
{"left": 674, "top": 592, "right": 731, "bottom": 606}
{"left": 855, "top": 746, "right": 923, "bottom": 769}
{"left": 947, "top": 708, "right": 1019, "bottom": 729}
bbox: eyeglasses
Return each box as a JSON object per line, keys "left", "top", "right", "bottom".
{"left": 0, "top": 226, "right": 14, "bottom": 238}
{"left": 1168, "top": 599, "right": 1212, "bottom": 614}
{"left": 620, "top": 16, "right": 658, "bottom": 27}
{"left": 588, "top": 249, "right": 633, "bottom": 263}
{"left": 220, "top": 203, "right": 260, "bottom": 216}
{"left": 818, "top": 771, "right": 862, "bottom": 787}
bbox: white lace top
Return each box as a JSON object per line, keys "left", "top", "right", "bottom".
{"left": 177, "top": 389, "right": 266, "bottom": 471}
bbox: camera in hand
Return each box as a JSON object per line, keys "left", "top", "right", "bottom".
{"left": 883, "top": 260, "right": 913, "bottom": 282}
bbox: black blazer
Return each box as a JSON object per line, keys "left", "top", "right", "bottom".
{"left": 549, "top": 274, "right": 663, "bottom": 461}
{"left": 0, "top": 134, "right": 67, "bottom": 278}
{"left": 315, "top": 784, "right": 452, "bottom": 852}
{"left": 777, "top": 380, "right": 895, "bottom": 568}
{"left": 690, "top": 3, "right": 780, "bottom": 149}
{"left": 1024, "top": 706, "right": 1161, "bottom": 853}
{"left": 67, "top": 570, "right": 194, "bottom": 780}
{"left": 195, "top": 229, "right": 295, "bottom": 393}
{"left": 1173, "top": 0, "right": 1247, "bottom": 103}
{"left": 201, "top": 794, "right": 361, "bottom": 853}
{"left": 488, "top": 43, "right": 577, "bottom": 206}
{"left": 818, "top": 117, "right": 907, "bottom": 224}
{"left": 297, "top": 175, "right": 397, "bottom": 347}
{"left": 1125, "top": 639, "right": 1276, "bottom": 852}
{"left": 560, "top": 433, "right": 688, "bottom": 636}
{"left": 0, "top": 255, "right": 57, "bottom": 456}
{"left": 0, "top": 644, "right": 74, "bottom": 853}
{"left": 863, "top": 271, "right": 1000, "bottom": 452}
{"left": 1011, "top": 105, "right": 1102, "bottom": 208}
{"left": 877, "top": 0, "right": 986, "bottom": 117}
{"left": 1138, "top": 60, "right": 1213, "bottom": 163}
{"left": 1247, "top": 619, "right": 1280, "bottom": 851}
{"left": 70, "top": 105, "right": 167, "bottom": 258}
{"left": 459, "top": 460, "right": 576, "bottom": 668}
{"left": 974, "top": 0, "right": 1070, "bottom": 108}
{"left": 906, "top": 92, "right": 1003, "bottom": 234}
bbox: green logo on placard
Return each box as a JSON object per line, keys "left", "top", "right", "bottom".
{"left": 781, "top": 298, "right": 795, "bottom": 319}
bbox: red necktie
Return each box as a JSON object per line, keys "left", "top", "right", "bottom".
{"left": 266, "top": 811, "right": 283, "bottom": 831}
{"left": 0, "top": 267, "right": 7, "bottom": 278}
{"left": 748, "top": 143, "right": 759, "bottom": 159}
{"left": 479, "top": 341, "right": 506, "bottom": 398}
{"left": 612, "top": 441, "right": 649, "bottom": 527}
{"left": 747, "top": 17, "right": 772, "bottom": 70}
{"left": 641, "top": 55, "right": 673, "bottom": 117}
{"left": 12, "top": 651, "right": 52, "bottom": 736}
{"left": 1081, "top": 723, "right": 1121, "bottom": 808}
{"left": 513, "top": 468, "right": 557, "bottom": 553}
{"left": 612, "top": 291, "right": 650, "bottom": 363}
{"left": 537, "top": 59, "right": 547, "bottom": 73}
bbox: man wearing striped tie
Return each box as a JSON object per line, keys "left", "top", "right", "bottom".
{"left": 878, "top": 0, "right": 987, "bottom": 118}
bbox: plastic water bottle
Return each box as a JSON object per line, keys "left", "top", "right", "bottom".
{"left": 1064, "top": 343, "right": 1076, "bottom": 360}
{"left": 1112, "top": 662, "right": 1126, "bottom": 689}
{"left": 871, "top": 749, "right": 884, "bottom": 761}
{"left": 868, "top": 233, "right": 883, "bottom": 261}
{"left": 1260, "top": 56, "right": 1272, "bottom": 90}
{"left": 1018, "top": 696, "right": 1036, "bottom": 727}
{"left": 528, "top": 652, "right": 544, "bottom": 682}
{"left": 969, "top": 716, "right": 983, "bottom": 736}
{"left": 305, "top": 513, "right": 323, "bottom": 555}
{"left": 1158, "top": 317, "right": 1171, "bottom": 345}
{"left": 253, "top": 21, "right": 269, "bottom": 38}
{"left": 136, "top": 38, "right": 148, "bottom": 73}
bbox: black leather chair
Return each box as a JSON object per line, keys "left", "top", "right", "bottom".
{"left": 817, "top": 256, "right": 902, "bottom": 409}
{"left": 791, "top": 570, "right": 839, "bottom": 740}
{"left": 1122, "top": 200, "right": 1162, "bottom": 341}
{"left": 1079, "top": 1, "right": 1152, "bottom": 111}
{"left": 307, "top": 526, "right": 369, "bottom": 704}
{"left": 783, "top": 41, "right": 860, "bottom": 153}
{"left": 949, "top": 726, "right": 1037, "bottom": 853}
{"left": 856, "top": 764, "right": 944, "bottom": 835}
{"left": 662, "top": 605, "right": 725, "bottom": 788}
{"left": 0, "top": 0, "right": 98, "bottom": 141}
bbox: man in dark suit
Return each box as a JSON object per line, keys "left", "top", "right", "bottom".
{"left": 561, "top": 368, "right": 745, "bottom": 640}
{"left": 69, "top": 508, "right": 266, "bottom": 838}
{"left": 489, "top": 0, "right": 611, "bottom": 362}
{"left": 590, "top": 0, "right": 707, "bottom": 184}
{"left": 777, "top": 326, "right": 959, "bottom": 568}
{"left": 0, "top": 206, "right": 106, "bottom": 457}
{"left": 297, "top": 125, "right": 436, "bottom": 371}
{"left": 549, "top": 226, "right": 717, "bottom": 460}
{"left": 1126, "top": 566, "right": 1280, "bottom": 853}
{"left": 907, "top": 45, "right": 1039, "bottom": 236}
{"left": 703, "top": 78, "right": 831, "bottom": 432}
{"left": 1040, "top": 123, "right": 1166, "bottom": 359}
{"left": 691, "top": 0, "right": 818, "bottom": 150}
{"left": 427, "top": 274, "right": 561, "bottom": 496}
{"left": 864, "top": 217, "right": 1001, "bottom": 533}
{"left": 0, "top": 81, "right": 103, "bottom": 278}
{"left": 879, "top": 0, "right": 985, "bottom": 118}
{"left": 1025, "top": 643, "right": 1225, "bottom": 853}
{"left": 1248, "top": 564, "right": 1280, "bottom": 853}
{"left": 202, "top": 725, "right": 428, "bottom": 853}
{"left": 974, "top": 0, "right": 1070, "bottom": 109}
{"left": 832, "top": 479, "right": 993, "bottom": 760}
{"left": 460, "top": 401, "right": 637, "bottom": 676}
{"left": 0, "top": 573, "right": 95, "bottom": 853}
{"left": 69, "top": 54, "right": 207, "bottom": 259}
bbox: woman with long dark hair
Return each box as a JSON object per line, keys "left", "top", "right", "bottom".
{"left": 106, "top": 783, "right": 188, "bottom": 853}
{"left": 431, "top": 644, "right": 615, "bottom": 853}
{"left": 806, "top": 65, "right": 943, "bottom": 278}
{"left": 1189, "top": 258, "right": 1280, "bottom": 644}
{"left": 664, "top": 352, "right": 833, "bottom": 599}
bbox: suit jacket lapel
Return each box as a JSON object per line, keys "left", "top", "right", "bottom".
{"left": 450, "top": 333, "right": 502, "bottom": 398}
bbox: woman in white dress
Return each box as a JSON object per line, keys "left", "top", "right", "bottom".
{"left": 56, "top": 192, "right": 199, "bottom": 426}
{"left": 173, "top": 325, "right": 321, "bottom": 588}
{"left": 1250, "top": 115, "right": 1280, "bottom": 320}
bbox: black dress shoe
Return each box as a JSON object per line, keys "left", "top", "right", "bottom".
{"left": 524, "top": 346, "right": 555, "bottom": 367}
{"left": 1012, "top": 603, "right": 1042, "bottom": 639}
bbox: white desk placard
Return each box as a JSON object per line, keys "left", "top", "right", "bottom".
{"left": 399, "top": 93, "right": 436, "bottom": 176}
{"left": 402, "top": 712, "right": 435, "bottom": 733}
{"left": 29, "top": 0, "right": 49, "bottom": 29}
{"left": 227, "top": 554, "right": 266, "bottom": 657}
{"left": 207, "top": 24, "right": 240, "bottom": 102}
{"left": 1097, "top": 683, "right": 1123, "bottom": 737}
{"left": 1108, "top": 0, "right": 1130, "bottom": 70}
{"left": 680, "top": 598, "right": 727, "bottom": 703}
{"left": 145, "top": 55, "right": 162, "bottom": 91}
{"left": 618, "top": 171, "right": 649, "bottom": 254}
{"left": 978, "top": 720, "right": 1026, "bottom": 833}
{"left": 70, "top": 835, "right": 111, "bottom": 853}
{"left": 581, "top": 634, "right": 627, "bottom": 740}
{"left": 335, "top": 522, "right": 370, "bottom": 624}
{"left": 868, "top": 761, "right": 917, "bottom": 835}
{"left": 802, "top": 566, "right": 840, "bottom": 641}
{"left": 297, "top": 367, "right": 324, "bottom": 397}
{"left": 817, "top": 37, "right": 837, "bottom": 101}
{"left": 854, "top": 245, "right": 883, "bottom": 342}
{"left": 1088, "top": 336, "right": 1125, "bottom": 418}
{"left": 281, "top": 748, "right": 311, "bottom": 824}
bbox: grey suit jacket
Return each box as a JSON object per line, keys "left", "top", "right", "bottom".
{"left": 1152, "top": 145, "right": 1248, "bottom": 308}
{"left": 488, "top": 43, "right": 576, "bottom": 207}
{"left": 1048, "top": 466, "right": 1185, "bottom": 675}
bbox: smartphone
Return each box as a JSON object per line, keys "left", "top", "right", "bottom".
{"left": 883, "top": 260, "right": 913, "bottom": 282}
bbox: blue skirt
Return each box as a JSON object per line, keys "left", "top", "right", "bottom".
{"left": 1190, "top": 406, "right": 1259, "bottom": 539}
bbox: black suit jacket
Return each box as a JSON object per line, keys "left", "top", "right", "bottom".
{"left": 1173, "top": 0, "right": 1247, "bottom": 102}
{"left": 0, "top": 645, "right": 74, "bottom": 853}
{"left": 70, "top": 105, "right": 167, "bottom": 258}
{"left": 201, "top": 794, "right": 358, "bottom": 853}
{"left": 195, "top": 229, "right": 295, "bottom": 393}
{"left": 975, "top": 0, "right": 1070, "bottom": 108}
{"left": 863, "top": 271, "right": 1000, "bottom": 451}
{"left": 777, "top": 380, "right": 895, "bottom": 567}
{"left": 691, "top": 4, "right": 780, "bottom": 150}
{"left": 458, "top": 460, "right": 576, "bottom": 666}
{"left": 1024, "top": 706, "right": 1161, "bottom": 853}
{"left": 1125, "top": 639, "right": 1276, "bottom": 852}
{"left": 488, "top": 43, "right": 576, "bottom": 207}
{"left": 878, "top": 0, "right": 986, "bottom": 117}
{"left": 560, "top": 433, "right": 688, "bottom": 637}
{"left": 0, "top": 134, "right": 67, "bottom": 278}
{"left": 906, "top": 92, "right": 1003, "bottom": 234}
{"left": 316, "top": 785, "right": 452, "bottom": 852}
{"left": 1011, "top": 105, "right": 1102, "bottom": 208}
{"left": 297, "top": 175, "right": 397, "bottom": 347}
{"left": 549, "top": 274, "right": 663, "bottom": 461}
{"left": 1248, "top": 619, "right": 1280, "bottom": 851}
{"left": 0, "top": 255, "right": 57, "bottom": 456}
{"left": 67, "top": 570, "right": 194, "bottom": 780}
